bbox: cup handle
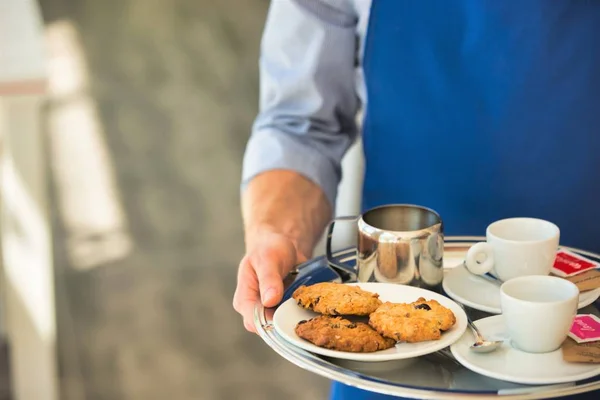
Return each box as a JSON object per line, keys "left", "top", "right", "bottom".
{"left": 465, "top": 242, "right": 495, "bottom": 275}
{"left": 326, "top": 216, "right": 359, "bottom": 282}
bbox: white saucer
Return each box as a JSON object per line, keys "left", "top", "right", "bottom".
{"left": 443, "top": 264, "right": 600, "bottom": 314}
{"left": 450, "top": 315, "right": 600, "bottom": 385}
{"left": 273, "top": 283, "right": 468, "bottom": 362}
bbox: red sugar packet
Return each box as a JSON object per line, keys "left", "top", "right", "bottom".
{"left": 568, "top": 314, "right": 600, "bottom": 344}
{"left": 552, "top": 249, "right": 600, "bottom": 278}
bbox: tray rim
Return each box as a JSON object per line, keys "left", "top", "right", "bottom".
{"left": 254, "top": 236, "right": 600, "bottom": 399}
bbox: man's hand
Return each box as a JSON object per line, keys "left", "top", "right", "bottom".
{"left": 233, "top": 170, "right": 332, "bottom": 333}
{"left": 233, "top": 227, "right": 307, "bottom": 333}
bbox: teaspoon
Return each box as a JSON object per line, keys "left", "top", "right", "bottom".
{"left": 468, "top": 315, "right": 503, "bottom": 353}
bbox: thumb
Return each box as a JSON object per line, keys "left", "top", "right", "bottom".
{"left": 252, "top": 235, "right": 303, "bottom": 308}
{"left": 256, "top": 260, "right": 285, "bottom": 308}
{"left": 254, "top": 249, "right": 292, "bottom": 308}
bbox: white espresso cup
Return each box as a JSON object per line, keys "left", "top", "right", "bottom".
{"left": 500, "top": 276, "right": 579, "bottom": 353}
{"left": 465, "top": 217, "right": 560, "bottom": 282}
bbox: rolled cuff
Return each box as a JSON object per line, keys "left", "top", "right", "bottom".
{"left": 241, "top": 129, "right": 341, "bottom": 209}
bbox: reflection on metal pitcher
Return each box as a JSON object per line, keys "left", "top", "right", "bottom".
{"left": 326, "top": 204, "right": 444, "bottom": 291}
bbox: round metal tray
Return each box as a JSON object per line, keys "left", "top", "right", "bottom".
{"left": 254, "top": 237, "right": 600, "bottom": 399}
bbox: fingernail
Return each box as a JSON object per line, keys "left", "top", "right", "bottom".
{"left": 262, "top": 288, "right": 276, "bottom": 304}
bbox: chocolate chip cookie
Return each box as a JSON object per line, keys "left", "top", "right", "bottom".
{"left": 292, "top": 282, "right": 382, "bottom": 316}
{"left": 369, "top": 298, "right": 456, "bottom": 343}
{"left": 295, "top": 315, "right": 397, "bottom": 353}
{"left": 409, "top": 297, "right": 456, "bottom": 331}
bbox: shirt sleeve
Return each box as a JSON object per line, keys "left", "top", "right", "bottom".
{"left": 241, "top": 0, "right": 360, "bottom": 209}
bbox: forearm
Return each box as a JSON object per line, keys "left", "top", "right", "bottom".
{"left": 241, "top": 0, "right": 358, "bottom": 260}
{"left": 242, "top": 170, "right": 332, "bottom": 258}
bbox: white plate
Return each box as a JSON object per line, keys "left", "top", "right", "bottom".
{"left": 443, "top": 264, "right": 600, "bottom": 314}
{"left": 273, "top": 283, "right": 468, "bottom": 362}
{"left": 450, "top": 315, "right": 600, "bottom": 385}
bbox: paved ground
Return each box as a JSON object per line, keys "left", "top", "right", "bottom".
{"left": 37, "top": 0, "right": 330, "bottom": 399}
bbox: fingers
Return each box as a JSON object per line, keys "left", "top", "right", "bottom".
{"left": 233, "top": 257, "right": 260, "bottom": 333}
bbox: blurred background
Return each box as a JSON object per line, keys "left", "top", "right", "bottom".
{"left": 0, "top": 0, "right": 364, "bottom": 399}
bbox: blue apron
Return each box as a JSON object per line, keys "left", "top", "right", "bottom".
{"left": 332, "top": 0, "right": 600, "bottom": 399}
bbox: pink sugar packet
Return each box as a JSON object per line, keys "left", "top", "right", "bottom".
{"left": 568, "top": 314, "right": 600, "bottom": 344}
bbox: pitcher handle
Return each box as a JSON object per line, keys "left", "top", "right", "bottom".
{"left": 326, "top": 216, "right": 359, "bottom": 282}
